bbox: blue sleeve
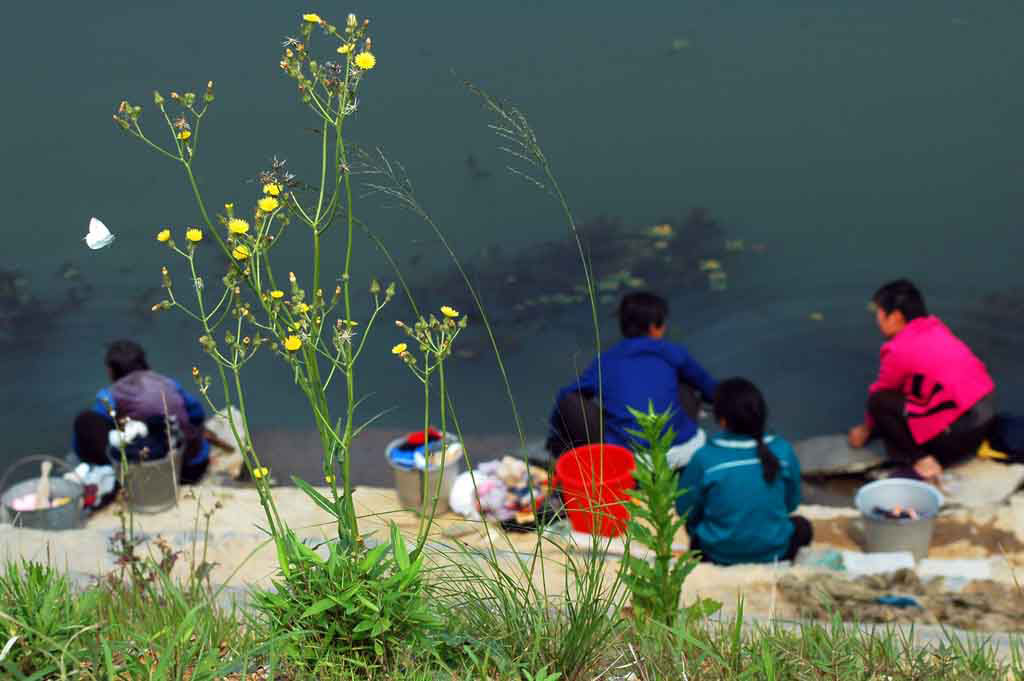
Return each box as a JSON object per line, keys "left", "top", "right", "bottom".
{"left": 781, "top": 441, "right": 801, "bottom": 512}
{"left": 671, "top": 344, "right": 717, "bottom": 402}
{"left": 174, "top": 381, "right": 206, "bottom": 427}
{"left": 556, "top": 356, "right": 600, "bottom": 402}
{"left": 92, "top": 388, "right": 115, "bottom": 417}
{"left": 675, "top": 458, "right": 705, "bottom": 529}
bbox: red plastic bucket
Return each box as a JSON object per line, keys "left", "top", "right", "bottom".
{"left": 554, "top": 444, "right": 636, "bottom": 537}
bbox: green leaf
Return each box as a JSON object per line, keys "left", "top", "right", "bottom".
{"left": 292, "top": 475, "right": 344, "bottom": 518}
{"left": 390, "top": 523, "right": 410, "bottom": 572}
{"left": 359, "top": 543, "right": 390, "bottom": 573}
{"left": 353, "top": 618, "right": 375, "bottom": 633}
{"left": 301, "top": 598, "right": 339, "bottom": 619}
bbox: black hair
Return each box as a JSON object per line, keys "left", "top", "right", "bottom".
{"left": 713, "top": 377, "right": 780, "bottom": 484}
{"left": 105, "top": 339, "right": 149, "bottom": 380}
{"left": 872, "top": 279, "right": 927, "bottom": 321}
{"left": 618, "top": 291, "right": 668, "bottom": 338}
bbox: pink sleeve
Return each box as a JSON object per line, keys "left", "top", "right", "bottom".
{"left": 864, "top": 343, "right": 904, "bottom": 429}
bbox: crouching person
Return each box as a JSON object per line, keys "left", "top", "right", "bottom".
{"left": 676, "top": 378, "right": 812, "bottom": 565}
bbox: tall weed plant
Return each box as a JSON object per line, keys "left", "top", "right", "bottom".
{"left": 113, "top": 8, "right": 634, "bottom": 675}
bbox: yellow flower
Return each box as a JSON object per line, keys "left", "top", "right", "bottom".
{"left": 156, "top": 229, "right": 171, "bottom": 243}
{"left": 228, "top": 218, "right": 250, "bottom": 234}
{"left": 337, "top": 43, "right": 353, "bottom": 54}
{"left": 262, "top": 183, "right": 281, "bottom": 197}
{"left": 224, "top": 202, "right": 234, "bottom": 212}
{"left": 295, "top": 302, "right": 310, "bottom": 314}
{"left": 270, "top": 290, "right": 285, "bottom": 299}
{"left": 258, "top": 197, "right": 280, "bottom": 213}
{"left": 325, "top": 474, "right": 335, "bottom": 484}
{"left": 302, "top": 13, "right": 322, "bottom": 23}
{"left": 252, "top": 466, "right": 269, "bottom": 479}
{"left": 391, "top": 342, "right": 408, "bottom": 355}
{"left": 177, "top": 130, "right": 192, "bottom": 141}
{"left": 232, "top": 244, "right": 251, "bottom": 260}
{"left": 440, "top": 305, "right": 459, "bottom": 318}
{"left": 355, "top": 52, "right": 376, "bottom": 70}
{"left": 185, "top": 228, "right": 203, "bottom": 243}
{"left": 284, "top": 335, "right": 302, "bottom": 351}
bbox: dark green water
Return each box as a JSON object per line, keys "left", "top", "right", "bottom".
{"left": 3, "top": 2, "right": 1023, "bottom": 482}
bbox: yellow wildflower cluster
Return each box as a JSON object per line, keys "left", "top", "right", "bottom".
{"left": 284, "top": 335, "right": 302, "bottom": 351}
{"left": 185, "top": 228, "right": 203, "bottom": 243}
{"left": 228, "top": 218, "right": 250, "bottom": 234}
{"left": 258, "top": 197, "right": 279, "bottom": 213}
{"left": 252, "top": 466, "right": 269, "bottom": 479}
{"left": 270, "top": 290, "right": 285, "bottom": 299}
{"left": 391, "top": 343, "right": 408, "bottom": 355}
{"left": 232, "top": 244, "right": 251, "bottom": 260}
{"left": 156, "top": 229, "right": 171, "bottom": 243}
{"left": 263, "top": 183, "right": 281, "bottom": 197}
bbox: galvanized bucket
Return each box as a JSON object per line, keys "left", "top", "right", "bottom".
{"left": 854, "top": 478, "right": 943, "bottom": 561}
{"left": 0, "top": 455, "right": 85, "bottom": 531}
{"left": 386, "top": 433, "right": 461, "bottom": 515}
{"left": 116, "top": 451, "right": 180, "bottom": 514}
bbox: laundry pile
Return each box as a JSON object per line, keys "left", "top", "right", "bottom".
{"left": 449, "top": 456, "right": 555, "bottom": 529}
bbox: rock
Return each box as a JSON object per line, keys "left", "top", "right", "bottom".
{"left": 794, "top": 434, "right": 887, "bottom": 476}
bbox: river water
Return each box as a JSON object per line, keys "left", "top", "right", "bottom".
{"left": 2, "top": 2, "right": 1023, "bottom": 484}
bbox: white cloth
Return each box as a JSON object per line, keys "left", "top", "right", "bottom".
{"left": 666, "top": 428, "right": 707, "bottom": 470}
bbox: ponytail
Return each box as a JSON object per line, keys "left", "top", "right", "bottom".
{"left": 755, "top": 430, "right": 780, "bottom": 484}
{"left": 714, "top": 377, "right": 780, "bottom": 484}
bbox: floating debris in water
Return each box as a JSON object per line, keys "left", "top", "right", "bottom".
{"left": 671, "top": 38, "right": 691, "bottom": 52}
{"left": 708, "top": 271, "right": 728, "bottom": 292}
{"left": 699, "top": 259, "right": 722, "bottom": 272}
{"left": 809, "top": 312, "right": 825, "bottom": 322}
{"left": 409, "top": 208, "right": 727, "bottom": 356}
{"left": 725, "top": 239, "right": 745, "bottom": 252}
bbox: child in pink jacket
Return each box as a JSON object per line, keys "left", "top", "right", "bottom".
{"left": 848, "top": 280, "right": 995, "bottom": 482}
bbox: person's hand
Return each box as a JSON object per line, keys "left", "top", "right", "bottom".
{"left": 913, "top": 455, "right": 943, "bottom": 482}
{"left": 847, "top": 424, "right": 871, "bottom": 448}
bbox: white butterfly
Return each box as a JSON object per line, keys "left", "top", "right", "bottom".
{"left": 84, "top": 217, "right": 115, "bottom": 250}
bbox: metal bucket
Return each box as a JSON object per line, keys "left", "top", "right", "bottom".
{"left": 386, "top": 433, "right": 461, "bottom": 515}
{"left": 854, "top": 478, "right": 943, "bottom": 561}
{"left": 1, "top": 456, "right": 85, "bottom": 531}
{"left": 118, "top": 451, "right": 180, "bottom": 514}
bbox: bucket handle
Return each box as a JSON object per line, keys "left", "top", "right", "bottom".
{"left": 0, "top": 455, "right": 78, "bottom": 497}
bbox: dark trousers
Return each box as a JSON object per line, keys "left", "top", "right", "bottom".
{"left": 73, "top": 410, "right": 208, "bottom": 485}
{"left": 690, "top": 515, "right": 813, "bottom": 564}
{"left": 867, "top": 391, "right": 995, "bottom": 467}
{"left": 546, "top": 385, "right": 701, "bottom": 457}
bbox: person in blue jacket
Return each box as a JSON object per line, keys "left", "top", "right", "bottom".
{"left": 676, "top": 377, "right": 812, "bottom": 565}
{"left": 546, "top": 291, "right": 717, "bottom": 469}
{"left": 72, "top": 339, "right": 210, "bottom": 484}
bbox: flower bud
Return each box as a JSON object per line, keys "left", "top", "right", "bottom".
{"left": 347, "top": 13, "right": 357, "bottom": 27}
{"left": 204, "top": 80, "right": 215, "bottom": 103}
{"left": 153, "top": 90, "right": 165, "bottom": 106}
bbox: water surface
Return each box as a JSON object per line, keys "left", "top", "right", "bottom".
{"left": 2, "top": 1, "right": 1022, "bottom": 482}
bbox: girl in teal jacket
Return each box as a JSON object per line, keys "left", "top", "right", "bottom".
{"left": 676, "top": 378, "right": 812, "bottom": 565}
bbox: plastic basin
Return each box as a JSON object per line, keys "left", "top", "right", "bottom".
{"left": 854, "top": 478, "right": 943, "bottom": 561}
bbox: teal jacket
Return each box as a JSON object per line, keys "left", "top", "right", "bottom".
{"left": 675, "top": 432, "right": 801, "bottom": 565}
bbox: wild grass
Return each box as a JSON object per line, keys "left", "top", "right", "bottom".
{"left": 1, "top": 555, "right": 1021, "bottom": 680}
